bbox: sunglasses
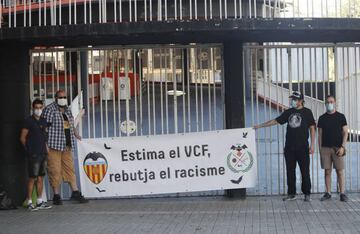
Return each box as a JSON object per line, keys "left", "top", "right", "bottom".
{"left": 58, "top": 96, "right": 67, "bottom": 99}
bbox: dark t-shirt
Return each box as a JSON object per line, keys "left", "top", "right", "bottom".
{"left": 318, "top": 112, "right": 347, "bottom": 147}
{"left": 62, "top": 113, "right": 72, "bottom": 147}
{"left": 23, "top": 116, "right": 48, "bottom": 155}
{"left": 276, "top": 107, "right": 316, "bottom": 150}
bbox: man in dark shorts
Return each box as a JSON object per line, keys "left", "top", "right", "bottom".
{"left": 318, "top": 95, "right": 349, "bottom": 202}
{"left": 20, "top": 99, "right": 52, "bottom": 211}
{"left": 254, "top": 91, "right": 316, "bottom": 202}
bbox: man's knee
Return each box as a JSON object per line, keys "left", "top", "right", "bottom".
{"left": 325, "top": 169, "right": 332, "bottom": 176}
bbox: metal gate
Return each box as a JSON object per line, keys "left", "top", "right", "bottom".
{"left": 29, "top": 44, "right": 225, "bottom": 198}
{"left": 244, "top": 43, "right": 360, "bottom": 195}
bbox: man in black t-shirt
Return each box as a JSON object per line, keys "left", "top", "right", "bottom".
{"left": 20, "top": 99, "right": 52, "bottom": 211}
{"left": 318, "top": 95, "right": 349, "bottom": 202}
{"left": 254, "top": 91, "right": 316, "bottom": 202}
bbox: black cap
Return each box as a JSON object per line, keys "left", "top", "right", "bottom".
{"left": 289, "top": 91, "right": 304, "bottom": 100}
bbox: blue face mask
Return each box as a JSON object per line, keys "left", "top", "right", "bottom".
{"left": 326, "top": 103, "right": 335, "bottom": 112}
{"left": 291, "top": 99, "right": 298, "bottom": 108}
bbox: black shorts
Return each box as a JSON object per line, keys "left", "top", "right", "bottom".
{"left": 28, "top": 154, "right": 47, "bottom": 178}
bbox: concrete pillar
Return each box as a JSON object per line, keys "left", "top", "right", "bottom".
{"left": 223, "top": 41, "right": 246, "bottom": 198}
{"left": 0, "top": 43, "right": 31, "bottom": 205}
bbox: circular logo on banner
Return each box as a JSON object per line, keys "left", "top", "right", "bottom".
{"left": 120, "top": 120, "right": 137, "bottom": 134}
{"left": 226, "top": 144, "right": 254, "bottom": 173}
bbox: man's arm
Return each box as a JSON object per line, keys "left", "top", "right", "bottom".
{"left": 309, "top": 125, "right": 316, "bottom": 155}
{"left": 317, "top": 127, "right": 322, "bottom": 150}
{"left": 254, "top": 119, "right": 279, "bottom": 130}
{"left": 19, "top": 128, "right": 29, "bottom": 148}
{"left": 336, "top": 125, "right": 348, "bottom": 156}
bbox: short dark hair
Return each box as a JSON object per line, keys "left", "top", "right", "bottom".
{"left": 32, "top": 99, "right": 43, "bottom": 108}
{"left": 55, "top": 90, "right": 66, "bottom": 98}
{"left": 326, "top": 95, "right": 336, "bottom": 101}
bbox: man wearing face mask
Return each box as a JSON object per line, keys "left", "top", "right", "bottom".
{"left": 318, "top": 95, "right": 348, "bottom": 202}
{"left": 20, "top": 99, "right": 52, "bottom": 211}
{"left": 42, "top": 90, "right": 88, "bottom": 205}
{"left": 254, "top": 91, "right": 316, "bottom": 202}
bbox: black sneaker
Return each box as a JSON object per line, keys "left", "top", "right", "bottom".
{"left": 282, "top": 195, "right": 296, "bottom": 201}
{"left": 304, "top": 194, "right": 311, "bottom": 202}
{"left": 340, "top": 193, "right": 349, "bottom": 202}
{"left": 320, "top": 192, "right": 332, "bottom": 201}
{"left": 70, "top": 191, "right": 89, "bottom": 204}
{"left": 53, "top": 194, "right": 63, "bottom": 205}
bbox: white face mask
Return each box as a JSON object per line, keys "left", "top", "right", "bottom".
{"left": 290, "top": 99, "right": 298, "bottom": 108}
{"left": 57, "top": 98, "right": 67, "bottom": 107}
{"left": 34, "top": 109, "right": 42, "bottom": 117}
{"left": 326, "top": 103, "right": 335, "bottom": 112}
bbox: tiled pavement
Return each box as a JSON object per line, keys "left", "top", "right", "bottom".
{"left": 2, "top": 194, "right": 360, "bottom": 234}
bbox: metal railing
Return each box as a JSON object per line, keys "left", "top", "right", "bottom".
{"left": 1, "top": 0, "right": 360, "bottom": 29}
{"left": 244, "top": 43, "right": 360, "bottom": 195}
{"left": 30, "top": 44, "right": 225, "bottom": 199}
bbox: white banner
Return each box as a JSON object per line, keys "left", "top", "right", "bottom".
{"left": 77, "top": 128, "right": 257, "bottom": 198}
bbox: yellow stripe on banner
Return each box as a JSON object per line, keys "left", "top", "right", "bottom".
{"left": 99, "top": 165, "right": 104, "bottom": 180}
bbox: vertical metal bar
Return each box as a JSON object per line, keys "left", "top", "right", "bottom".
{"left": 165, "top": 49, "right": 169, "bottom": 134}
{"left": 149, "top": 0, "right": 152, "bottom": 21}
{"left": 248, "top": 0, "right": 251, "bottom": 17}
{"left": 114, "top": 0, "right": 116, "bottom": 22}
{"left": 195, "top": 0, "right": 197, "bottom": 19}
{"left": 204, "top": 0, "right": 207, "bottom": 19}
{"left": 224, "top": 0, "right": 227, "bottom": 18}
{"left": 212, "top": 47, "right": 216, "bottom": 130}
{"left": 129, "top": 0, "right": 132, "bottom": 22}
{"left": 119, "top": 0, "right": 122, "bottom": 22}
{"left": 199, "top": 49, "right": 204, "bottom": 131}
{"left": 210, "top": 0, "right": 213, "bottom": 19}
{"left": 314, "top": 48, "right": 319, "bottom": 193}
{"left": 207, "top": 47, "right": 212, "bottom": 130}
{"left": 90, "top": 50, "right": 95, "bottom": 138}
{"left": 117, "top": 49, "right": 122, "bottom": 137}
{"left": 134, "top": 50, "right": 138, "bottom": 135}
{"left": 174, "top": 0, "right": 177, "bottom": 20}
{"left": 173, "top": 48, "right": 178, "bottom": 134}
{"left": 160, "top": 49, "right": 164, "bottom": 134}
{"left": 347, "top": 47, "right": 352, "bottom": 190}
{"left": 139, "top": 50, "right": 143, "bottom": 136}
{"left": 239, "top": 0, "right": 242, "bottom": 18}
{"left": 111, "top": 50, "right": 116, "bottom": 137}
{"left": 264, "top": 47, "right": 269, "bottom": 194}
{"left": 152, "top": 49, "right": 156, "bottom": 134}
{"left": 182, "top": 49, "right": 186, "bottom": 133}
{"left": 64, "top": 52, "right": 68, "bottom": 96}
{"left": 43, "top": 52, "right": 47, "bottom": 102}
{"left": 268, "top": 48, "right": 273, "bottom": 194}
{"left": 275, "top": 48, "right": 280, "bottom": 194}
{"left": 219, "top": 0, "right": 222, "bottom": 19}
{"left": 195, "top": 48, "right": 199, "bottom": 132}
{"left": 147, "top": 49, "right": 151, "bottom": 134}
{"left": 69, "top": 0, "right": 71, "bottom": 24}
{"left": 253, "top": 0, "right": 256, "bottom": 18}
{"left": 187, "top": 48, "right": 191, "bottom": 132}
{"left": 99, "top": 50, "right": 104, "bottom": 138}
{"left": 355, "top": 46, "right": 360, "bottom": 191}
{"left": 51, "top": 52, "right": 55, "bottom": 99}
{"left": 125, "top": 49, "right": 130, "bottom": 137}
{"left": 134, "top": 0, "right": 137, "bottom": 21}
{"left": 180, "top": 0, "right": 182, "bottom": 20}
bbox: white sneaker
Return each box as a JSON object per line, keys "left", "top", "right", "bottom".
{"left": 27, "top": 203, "right": 39, "bottom": 211}
{"left": 36, "top": 202, "right": 52, "bottom": 210}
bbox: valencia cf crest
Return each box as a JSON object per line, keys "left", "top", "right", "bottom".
{"left": 83, "top": 152, "right": 108, "bottom": 185}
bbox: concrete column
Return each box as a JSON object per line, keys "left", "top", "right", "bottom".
{"left": 0, "top": 43, "right": 31, "bottom": 205}
{"left": 223, "top": 41, "right": 246, "bottom": 198}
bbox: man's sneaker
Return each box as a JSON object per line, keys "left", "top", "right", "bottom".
{"left": 37, "top": 202, "right": 52, "bottom": 210}
{"left": 282, "top": 195, "right": 296, "bottom": 201}
{"left": 53, "top": 194, "right": 63, "bottom": 205}
{"left": 70, "top": 191, "right": 89, "bottom": 204}
{"left": 320, "top": 192, "right": 332, "bottom": 201}
{"left": 27, "top": 203, "right": 38, "bottom": 212}
{"left": 340, "top": 193, "right": 349, "bottom": 202}
{"left": 304, "top": 194, "right": 311, "bottom": 202}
